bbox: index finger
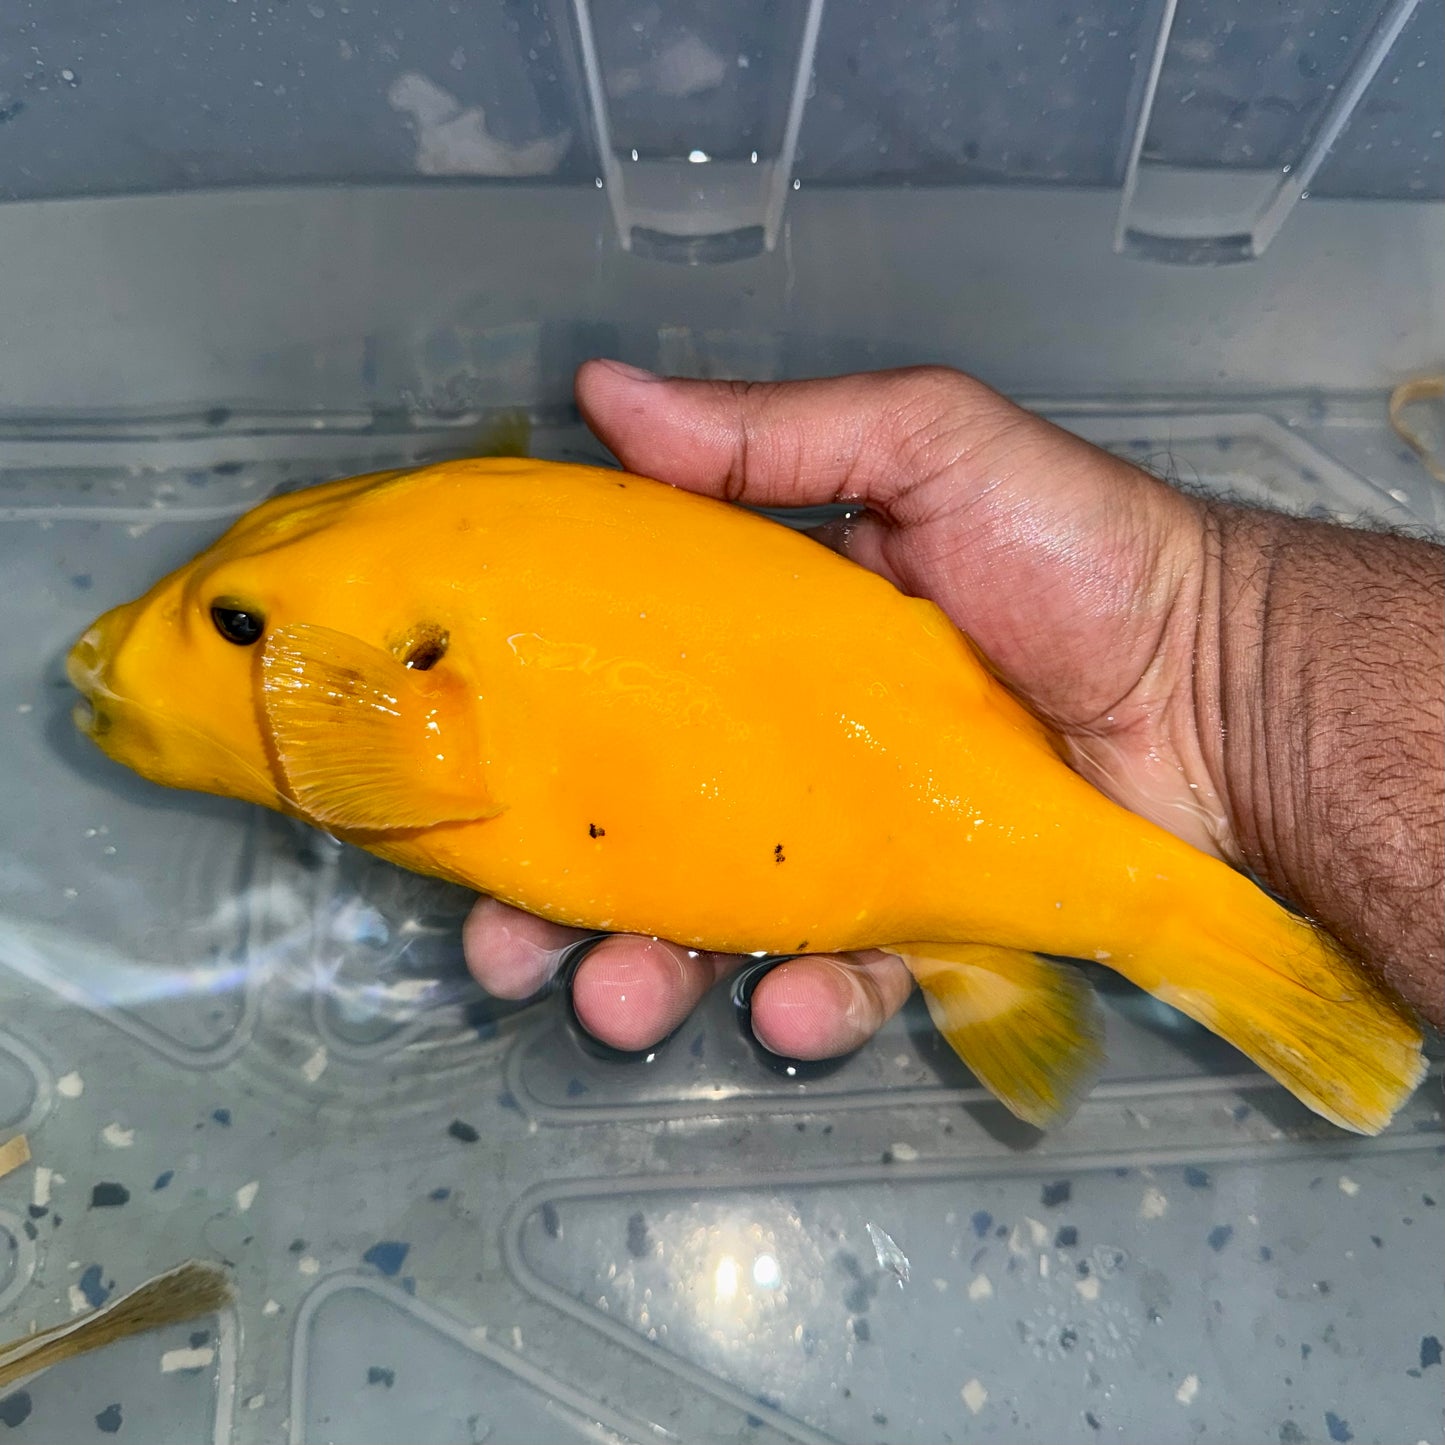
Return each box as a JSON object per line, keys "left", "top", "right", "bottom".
{"left": 574, "top": 361, "right": 1040, "bottom": 516}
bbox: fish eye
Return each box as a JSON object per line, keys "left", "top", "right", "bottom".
{"left": 400, "top": 623, "right": 449, "bottom": 671}
{"left": 210, "top": 602, "right": 266, "bottom": 646}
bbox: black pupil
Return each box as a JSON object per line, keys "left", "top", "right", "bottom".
{"left": 211, "top": 605, "right": 265, "bottom": 646}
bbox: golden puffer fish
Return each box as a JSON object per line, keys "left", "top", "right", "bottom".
{"left": 66, "top": 456, "right": 1424, "bottom": 1132}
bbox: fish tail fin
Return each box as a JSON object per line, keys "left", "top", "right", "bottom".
{"left": 1114, "top": 893, "right": 1425, "bottom": 1135}
{"left": 893, "top": 942, "right": 1106, "bottom": 1128}
{"left": 0, "top": 1261, "right": 231, "bottom": 1390}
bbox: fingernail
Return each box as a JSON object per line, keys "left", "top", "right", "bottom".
{"left": 595, "top": 358, "right": 661, "bottom": 382}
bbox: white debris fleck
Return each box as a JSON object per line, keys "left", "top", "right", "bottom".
{"left": 262, "top": 1299, "right": 281, "bottom": 1316}
{"left": 1175, "top": 1373, "right": 1199, "bottom": 1405}
{"left": 56, "top": 1072, "right": 84, "bottom": 1099}
{"left": 968, "top": 1273, "right": 993, "bottom": 1301}
{"left": 297, "top": 1255, "right": 320, "bottom": 1276}
{"left": 1025, "top": 1216, "right": 1049, "bottom": 1247}
{"left": 1338, "top": 1175, "right": 1360, "bottom": 1196}
{"left": 15, "top": 703, "right": 32, "bottom": 714}
{"left": 889, "top": 1142, "right": 919, "bottom": 1162}
{"left": 933, "top": 1277, "right": 950, "bottom": 1293}
{"left": 67, "top": 1285, "right": 90, "bottom": 1314}
{"left": 893, "top": 1053, "right": 911, "bottom": 1069}
{"left": 246, "top": 1394, "right": 266, "bottom": 1410}
{"left": 235, "top": 1180, "right": 260, "bottom": 1212}
{"left": 387, "top": 72, "right": 570, "bottom": 177}
{"left": 866, "top": 1221, "right": 911, "bottom": 1284}
{"left": 301, "top": 1046, "right": 329, "bottom": 1084}
{"left": 1039, "top": 1254, "right": 1050, "bottom": 1279}
{"left": 961, "top": 1379, "right": 989, "bottom": 1414}
{"left": 33, "top": 1166, "right": 53, "bottom": 1208}
{"left": 1140, "top": 1186, "right": 1169, "bottom": 1220}
{"left": 161, "top": 1346, "right": 215, "bottom": 1373}
{"left": 511, "top": 1326, "right": 524, "bottom": 1350}
{"left": 100, "top": 1123, "right": 135, "bottom": 1148}
{"left": 470, "top": 1325, "right": 489, "bottom": 1343}
{"left": 1008, "top": 1224, "right": 1030, "bottom": 1256}
{"left": 1075, "top": 1275, "right": 1101, "bottom": 1301}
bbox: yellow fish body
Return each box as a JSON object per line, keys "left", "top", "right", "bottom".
{"left": 67, "top": 457, "right": 1424, "bottom": 1131}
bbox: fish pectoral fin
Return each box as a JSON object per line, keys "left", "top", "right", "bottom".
{"left": 893, "top": 942, "right": 1106, "bottom": 1129}
{"left": 260, "top": 623, "right": 499, "bottom": 832}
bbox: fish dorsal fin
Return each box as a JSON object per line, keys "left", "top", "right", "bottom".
{"left": 894, "top": 941, "right": 1106, "bottom": 1129}
{"left": 260, "top": 623, "right": 499, "bottom": 832}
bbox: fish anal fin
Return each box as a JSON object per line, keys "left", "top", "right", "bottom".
{"left": 260, "top": 623, "right": 499, "bottom": 832}
{"left": 893, "top": 941, "right": 1106, "bottom": 1129}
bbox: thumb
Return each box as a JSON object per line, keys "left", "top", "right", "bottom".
{"left": 574, "top": 361, "right": 1045, "bottom": 514}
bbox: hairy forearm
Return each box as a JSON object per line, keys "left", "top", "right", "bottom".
{"left": 1200, "top": 504, "right": 1445, "bottom": 1029}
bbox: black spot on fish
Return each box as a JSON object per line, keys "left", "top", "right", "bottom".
{"left": 95, "top": 1403, "right": 123, "bottom": 1434}
{"left": 71, "top": 574, "right": 93, "bottom": 590}
{"left": 565, "top": 1078, "right": 588, "bottom": 1097}
{"left": 402, "top": 624, "right": 448, "bottom": 671}
{"left": 541, "top": 1202, "right": 561, "bottom": 1239}
{"left": 428, "top": 1187, "right": 450, "bottom": 1202}
{"left": 21, "top": 1222, "right": 35, "bottom": 1242}
{"left": 1424, "top": 1193, "right": 1437, "bottom": 1206}
{"left": 26, "top": 1205, "right": 45, "bottom": 1221}
{"left": 205, "top": 406, "right": 232, "bottom": 427}
{"left": 796, "top": 940, "right": 808, "bottom": 951}
{"left": 1258, "top": 1245, "right": 1273, "bottom": 1261}
{"left": 0, "top": 1392, "right": 31, "bottom": 1428}
{"left": 1421, "top": 1335, "right": 1442, "bottom": 1369}
{"left": 212, "top": 1107, "right": 232, "bottom": 1125}
{"left": 588, "top": 823, "right": 605, "bottom": 838}
{"left": 153, "top": 1170, "right": 174, "bottom": 1190}
{"left": 872, "top": 1410, "right": 887, "bottom": 1426}
{"left": 626, "top": 1212, "right": 650, "bottom": 1258}
{"left": 189, "top": 1329, "right": 210, "bottom": 1348}
{"left": 1041, "top": 1180, "right": 1071, "bottom": 1208}
{"left": 288, "top": 1238, "right": 307, "bottom": 1253}
{"left": 1055, "top": 1225, "right": 1078, "bottom": 1248}
{"left": 1324, "top": 1410, "right": 1353, "bottom": 1442}
{"left": 1085, "top": 1411, "right": 1101, "bottom": 1430}
{"left": 774, "top": 844, "right": 786, "bottom": 863}
{"left": 1370, "top": 1234, "right": 1383, "bottom": 1248}
{"left": 1184, "top": 1166, "right": 1211, "bottom": 1188}
{"left": 90, "top": 1182, "right": 129, "bottom": 1208}
{"left": 851, "top": 1317, "right": 871, "bottom": 1342}
{"left": 1059, "top": 1327, "right": 1078, "bottom": 1351}
{"left": 0, "top": 102, "right": 27, "bottom": 126}
{"left": 1301, "top": 1343, "right": 1311, "bottom": 1359}
{"left": 448, "top": 1119, "right": 479, "bottom": 1143}
{"left": 1207, "top": 1225, "right": 1233, "bottom": 1251}
{"left": 970, "top": 1210, "right": 993, "bottom": 1238}
{"left": 211, "top": 460, "right": 244, "bottom": 475}
{"left": 1279, "top": 1423, "right": 1306, "bottom": 1445}
{"left": 367, "top": 1366, "right": 395, "bottom": 1388}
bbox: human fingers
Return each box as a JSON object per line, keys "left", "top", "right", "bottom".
{"left": 569, "top": 935, "right": 730, "bottom": 1052}
{"left": 575, "top": 360, "right": 1040, "bottom": 516}
{"left": 462, "top": 895, "right": 589, "bottom": 1000}
{"left": 746, "top": 950, "right": 914, "bottom": 1061}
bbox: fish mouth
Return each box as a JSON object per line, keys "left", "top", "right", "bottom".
{"left": 66, "top": 624, "right": 128, "bottom": 742}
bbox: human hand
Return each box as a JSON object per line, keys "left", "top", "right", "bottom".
{"left": 464, "top": 361, "right": 1238, "bottom": 1056}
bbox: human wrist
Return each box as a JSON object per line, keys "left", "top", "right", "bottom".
{"left": 1199, "top": 501, "right": 1445, "bottom": 1026}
